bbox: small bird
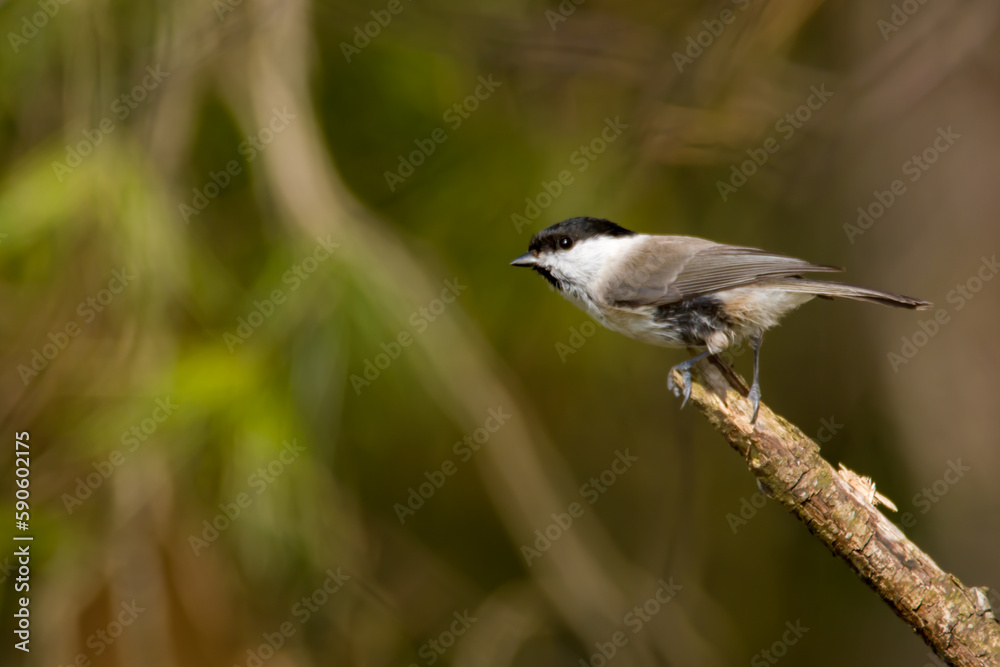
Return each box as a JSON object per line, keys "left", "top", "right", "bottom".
{"left": 511, "top": 217, "right": 931, "bottom": 423}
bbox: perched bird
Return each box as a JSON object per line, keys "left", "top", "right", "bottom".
{"left": 511, "top": 217, "right": 931, "bottom": 422}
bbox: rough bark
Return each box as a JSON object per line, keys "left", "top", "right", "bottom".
{"left": 675, "top": 358, "right": 1000, "bottom": 667}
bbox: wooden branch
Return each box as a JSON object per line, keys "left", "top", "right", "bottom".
{"left": 674, "top": 358, "right": 1000, "bottom": 667}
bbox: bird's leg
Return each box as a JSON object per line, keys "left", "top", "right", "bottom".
{"left": 749, "top": 333, "right": 764, "bottom": 424}
{"left": 668, "top": 350, "right": 713, "bottom": 409}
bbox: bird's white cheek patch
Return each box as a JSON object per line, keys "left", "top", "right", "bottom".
{"left": 549, "top": 234, "right": 650, "bottom": 287}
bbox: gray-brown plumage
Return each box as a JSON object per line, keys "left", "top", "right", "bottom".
{"left": 511, "top": 217, "right": 931, "bottom": 422}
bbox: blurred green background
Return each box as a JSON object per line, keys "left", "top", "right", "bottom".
{"left": 1, "top": 0, "right": 998, "bottom": 665}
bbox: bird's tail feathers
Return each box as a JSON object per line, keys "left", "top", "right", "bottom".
{"left": 769, "top": 278, "right": 932, "bottom": 310}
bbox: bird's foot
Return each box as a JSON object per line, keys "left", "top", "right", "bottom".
{"left": 668, "top": 351, "right": 712, "bottom": 409}
{"left": 667, "top": 365, "right": 694, "bottom": 408}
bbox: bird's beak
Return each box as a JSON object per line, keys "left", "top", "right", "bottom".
{"left": 510, "top": 253, "right": 537, "bottom": 267}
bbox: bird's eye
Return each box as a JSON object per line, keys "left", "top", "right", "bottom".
{"left": 558, "top": 237, "right": 573, "bottom": 250}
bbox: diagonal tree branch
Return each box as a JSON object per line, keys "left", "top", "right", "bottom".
{"left": 673, "top": 358, "right": 1000, "bottom": 667}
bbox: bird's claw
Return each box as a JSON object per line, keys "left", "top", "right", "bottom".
{"left": 668, "top": 368, "right": 694, "bottom": 409}
{"left": 668, "top": 351, "right": 711, "bottom": 412}
{"left": 679, "top": 369, "right": 693, "bottom": 409}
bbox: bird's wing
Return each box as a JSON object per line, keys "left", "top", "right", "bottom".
{"left": 604, "top": 237, "right": 843, "bottom": 307}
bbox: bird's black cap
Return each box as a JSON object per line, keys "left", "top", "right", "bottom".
{"left": 527, "top": 217, "right": 636, "bottom": 254}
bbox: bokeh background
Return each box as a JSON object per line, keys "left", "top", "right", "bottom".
{"left": 1, "top": 0, "right": 999, "bottom": 665}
